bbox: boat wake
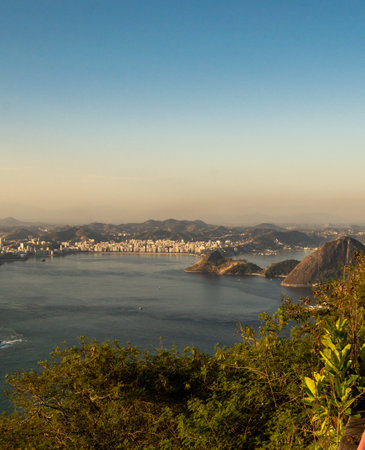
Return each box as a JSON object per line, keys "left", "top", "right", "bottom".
{"left": 0, "top": 329, "right": 25, "bottom": 349}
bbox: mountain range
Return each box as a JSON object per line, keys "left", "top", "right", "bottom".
{"left": 1, "top": 218, "right": 364, "bottom": 259}
{"left": 0, "top": 217, "right": 329, "bottom": 248}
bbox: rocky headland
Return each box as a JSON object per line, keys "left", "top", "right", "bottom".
{"left": 184, "top": 251, "right": 262, "bottom": 276}
{"left": 184, "top": 251, "right": 299, "bottom": 278}
{"left": 263, "top": 259, "right": 300, "bottom": 278}
{"left": 281, "top": 236, "right": 365, "bottom": 287}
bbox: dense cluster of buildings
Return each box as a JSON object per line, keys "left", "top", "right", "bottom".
{"left": 63, "top": 238, "right": 224, "bottom": 255}
{"left": 0, "top": 237, "right": 225, "bottom": 259}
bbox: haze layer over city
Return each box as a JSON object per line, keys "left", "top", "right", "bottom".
{"left": 1, "top": 1, "right": 364, "bottom": 225}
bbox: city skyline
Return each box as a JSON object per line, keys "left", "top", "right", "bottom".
{"left": 1, "top": 1, "right": 365, "bottom": 224}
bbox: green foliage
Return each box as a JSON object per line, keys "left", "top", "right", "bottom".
{"left": 304, "top": 318, "right": 365, "bottom": 448}
{"left": 298, "top": 255, "right": 365, "bottom": 448}
{"left": 0, "top": 332, "right": 317, "bottom": 448}
{"left": 177, "top": 332, "right": 315, "bottom": 448}
{"left": 0, "top": 254, "right": 364, "bottom": 448}
{"left": 0, "top": 341, "right": 216, "bottom": 449}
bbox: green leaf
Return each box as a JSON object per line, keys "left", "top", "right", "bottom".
{"left": 304, "top": 377, "right": 317, "bottom": 397}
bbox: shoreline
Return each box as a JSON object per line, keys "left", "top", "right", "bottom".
{"left": 0, "top": 250, "right": 201, "bottom": 264}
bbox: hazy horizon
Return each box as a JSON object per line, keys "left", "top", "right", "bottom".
{"left": 1, "top": 1, "right": 365, "bottom": 225}
{"left": 1, "top": 211, "right": 365, "bottom": 228}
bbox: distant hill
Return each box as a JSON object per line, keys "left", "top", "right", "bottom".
{"left": 252, "top": 223, "right": 285, "bottom": 231}
{"left": 232, "top": 229, "right": 324, "bottom": 254}
{"left": 0, "top": 217, "right": 23, "bottom": 227}
{"left": 119, "top": 219, "right": 211, "bottom": 232}
{"left": 2, "top": 228, "right": 35, "bottom": 240}
{"left": 40, "top": 226, "right": 104, "bottom": 242}
{"left": 0, "top": 217, "right": 45, "bottom": 231}
{"left": 281, "top": 236, "right": 365, "bottom": 287}
{"left": 118, "top": 219, "right": 229, "bottom": 241}
{"left": 184, "top": 251, "right": 262, "bottom": 276}
{"left": 0, "top": 217, "right": 35, "bottom": 231}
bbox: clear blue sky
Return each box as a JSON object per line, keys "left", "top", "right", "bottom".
{"left": 1, "top": 0, "right": 365, "bottom": 224}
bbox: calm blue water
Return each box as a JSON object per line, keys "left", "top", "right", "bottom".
{"left": 0, "top": 252, "right": 310, "bottom": 411}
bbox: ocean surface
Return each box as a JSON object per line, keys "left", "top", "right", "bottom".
{"left": 0, "top": 251, "right": 311, "bottom": 411}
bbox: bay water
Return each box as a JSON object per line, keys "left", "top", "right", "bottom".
{"left": 0, "top": 252, "right": 311, "bottom": 411}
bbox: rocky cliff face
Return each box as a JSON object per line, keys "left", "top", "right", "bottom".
{"left": 184, "top": 251, "right": 262, "bottom": 276}
{"left": 263, "top": 260, "right": 299, "bottom": 278}
{"left": 281, "top": 236, "right": 365, "bottom": 287}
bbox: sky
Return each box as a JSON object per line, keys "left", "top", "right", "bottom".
{"left": 1, "top": 0, "right": 365, "bottom": 225}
